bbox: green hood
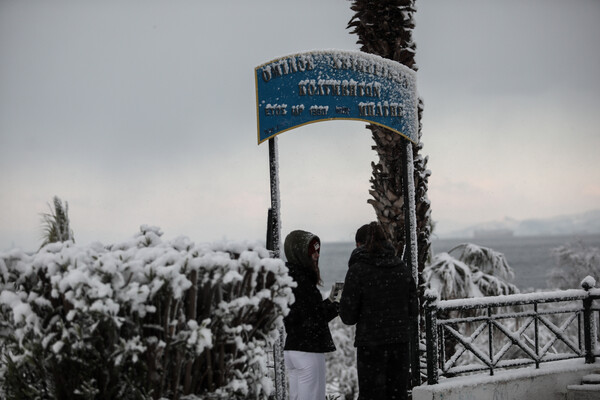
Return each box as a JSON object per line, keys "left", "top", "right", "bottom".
{"left": 284, "top": 230, "right": 320, "bottom": 269}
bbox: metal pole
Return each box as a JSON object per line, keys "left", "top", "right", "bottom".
{"left": 268, "top": 137, "right": 281, "bottom": 258}
{"left": 487, "top": 306, "right": 494, "bottom": 376}
{"left": 267, "top": 137, "right": 287, "bottom": 400}
{"left": 582, "top": 279, "right": 596, "bottom": 364}
{"left": 402, "top": 140, "right": 421, "bottom": 387}
{"left": 401, "top": 140, "right": 418, "bottom": 285}
{"left": 424, "top": 292, "right": 439, "bottom": 385}
{"left": 534, "top": 302, "right": 540, "bottom": 368}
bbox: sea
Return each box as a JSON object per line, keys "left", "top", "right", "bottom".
{"left": 318, "top": 233, "right": 600, "bottom": 293}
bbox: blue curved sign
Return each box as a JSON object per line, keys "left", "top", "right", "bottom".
{"left": 255, "top": 50, "right": 418, "bottom": 144}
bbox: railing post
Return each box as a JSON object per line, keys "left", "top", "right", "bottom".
{"left": 534, "top": 302, "right": 540, "bottom": 368}
{"left": 582, "top": 278, "right": 596, "bottom": 364}
{"left": 425, "top": 290, "right": 439, "bottom": 385}
{"left": 487, "top": 306, "right": 494, "bottom": 376}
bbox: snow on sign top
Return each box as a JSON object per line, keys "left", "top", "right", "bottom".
{"left": 255, "top": 50, "right": 418, "bottom": 144}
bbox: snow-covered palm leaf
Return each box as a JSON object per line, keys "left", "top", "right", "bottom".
{"left": 449, "top": 243, "right": 514, "bottom": 282}
{"left": 423, "top": 253, "right": 483, "bottom": 300}
{"left": 471, "top": 270, "right": 519, "bottom": 297}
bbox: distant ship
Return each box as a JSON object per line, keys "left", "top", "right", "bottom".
{"left": 473, "top": 229, "right": 514, "bottom": 239}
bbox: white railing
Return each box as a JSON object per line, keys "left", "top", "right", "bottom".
{"left": 424, "top": 281, "right": 600, "bottom": 384}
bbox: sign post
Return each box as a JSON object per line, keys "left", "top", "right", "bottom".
{"left": 401, "top": 140, "right": 421, "bottom": 388}
{"left": 256, "top": 50, "right": 420, "bottom": 399}
{"left": 265, "top": 136, "right": 287, "bottom": 399}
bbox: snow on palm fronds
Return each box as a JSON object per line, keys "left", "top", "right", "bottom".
{"left": 471, "top": 270, "right": 519, "bottom": 297}
{"left": 423, "top": 253, "right": 483, "bottom": 300}
{"left": 0, "top": 226, "right": 294, "bottom": 399}
{"left": 449, "top": 243, "right": 514, "bottom": 282}
{"left": 424, "top": 244, "right": 519, "bottom": 300}
{"left": 423, "top": 244, "right": 520, "bottom": 372}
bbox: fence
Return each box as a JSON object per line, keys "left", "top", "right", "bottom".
{"left": 424, "top": 280, "right": 600, "bottom": 385}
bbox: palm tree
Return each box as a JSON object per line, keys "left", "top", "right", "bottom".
{"left": 424, "top": 244, "right": 519, "bottom": 299}
{"left": 39, "top": 196, "right": 74, "bottom": 249}
{"left": 449, "top": 243, "right": 515, "bottom": 284}
{"left": 423, "top": 244, "right": 520, "bottom": 367}
{"left": 347, "top": 0, "right": 431, "bottom": 278}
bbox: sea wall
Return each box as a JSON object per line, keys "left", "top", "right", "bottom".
{"left": 413, "top": 359, "right": 600, "bottom": 400}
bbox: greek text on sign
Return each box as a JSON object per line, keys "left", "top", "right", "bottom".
{"left": 255, "top": 50, "right": 418, "bottom": 144}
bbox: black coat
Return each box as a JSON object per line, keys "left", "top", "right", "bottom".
{"left": 339, "top": 244, "right": 416, "bottom": 347}
{"left": 283, "top": 261, "right": 338, "bottom": 353}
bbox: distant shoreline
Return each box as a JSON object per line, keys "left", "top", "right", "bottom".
{"left": 321, "top": 233, "right": 600, "bottom": 292}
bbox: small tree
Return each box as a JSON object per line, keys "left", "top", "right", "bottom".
{"left": 423, "top": 244, "right": 520, "bottom": 366}
{"left": 424, "top": 243, "right": 519, "bottom": 300}
{"left": 40, "top": 196, "right": 74, "bottom": 249}
{"left": 548, "top": 241, "right": 600, "bottom": 289}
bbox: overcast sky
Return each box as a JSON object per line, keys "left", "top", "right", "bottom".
{"left": 1, "top": 0, "right": 599, "bottom": 251}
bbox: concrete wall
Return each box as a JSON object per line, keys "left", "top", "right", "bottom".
{"left": 413, "top": 360, "right": 600, "bottom": 400}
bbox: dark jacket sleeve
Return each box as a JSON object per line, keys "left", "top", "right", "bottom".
{"left": 323, "top": 298, "right": 339, "bottom": 322}
{"left": 339, "top": 264, "right": 361, "bottom": 325}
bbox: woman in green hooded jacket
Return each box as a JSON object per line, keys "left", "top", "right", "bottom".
{"left": 283, "top": 230, "right": 339, "bottom": 400}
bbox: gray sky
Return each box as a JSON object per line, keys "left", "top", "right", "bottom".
{"left": 1, "top": 0, "right": 599, "bottom": 251}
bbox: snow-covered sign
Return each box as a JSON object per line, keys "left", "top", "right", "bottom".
{"left": 255, "top": 50, "right": 418, "bottom": 144}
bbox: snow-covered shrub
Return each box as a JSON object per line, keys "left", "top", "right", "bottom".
{"left": 326, "top": 317, "right": 358, "bottom": 400}
{"left": 548, "top": 241, "right": 600, "bottom": 290}
{"left": 0, "top": 225, "right": 294, "bottom": 400}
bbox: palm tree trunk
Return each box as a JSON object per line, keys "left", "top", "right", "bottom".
{"left": 348, "top": 0, "right": 431, "bottom": 279}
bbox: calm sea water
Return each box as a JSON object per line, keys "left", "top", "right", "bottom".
{"left": 318, "top": 234, "right": 600, "bottom": 292}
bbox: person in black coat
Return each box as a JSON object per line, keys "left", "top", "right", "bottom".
{"left": 283, "top": 230, "right": 339, "bottom": 400}
{"left": 339, "top": 222, "right": 417, "bottom": 400}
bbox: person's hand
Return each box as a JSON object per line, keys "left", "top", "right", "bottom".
{"left": 328, "top": 283, "right": 343, "bottom": 303}
{"left": 334, "top": 288, "right": 343, "bottom": 303}
{"left": 328, "top": 284, "right": 337, "bottom": 302}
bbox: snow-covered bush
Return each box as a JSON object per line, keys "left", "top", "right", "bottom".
{"left": 548, "top": 241, "right": 600, "bottom": 290}
{"left": 326, "top": 317, "right": 358, "bottom": 400}
{"left": 0, "top": 225, "right": 294, "bottom": 400}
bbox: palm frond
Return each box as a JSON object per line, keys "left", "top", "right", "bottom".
{"left": 472, "top": 270, "right": 519, "bottom": 297}
{"left": 449, "top": 243, "right": 515, "bottom": 282}
{"left": 424, "top": 253, "right": 482, "bottom": 300}
{"left": 425, "top": 247, "right": 520, "bottom": 300}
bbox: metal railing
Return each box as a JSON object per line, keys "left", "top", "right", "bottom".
{"left": 424, "top": 281, "right": 600, "bottom": 384}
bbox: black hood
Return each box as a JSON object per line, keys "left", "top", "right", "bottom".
{"left": 284, "top": 230, "right": 319, "bottom": 270}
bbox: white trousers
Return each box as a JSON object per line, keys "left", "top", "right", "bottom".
{"left": 284, "top": 350, "right": 326, "bottom": 400}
